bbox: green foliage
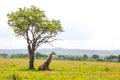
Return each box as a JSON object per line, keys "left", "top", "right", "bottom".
{"left": 34, "top": 52, "right": 48, "bottom": 59}
{"left": 0, "top": 53, "right": 8, "bottom": 58}
{"left": 83, "top": 54, "right": 88, "bottom": 60}
{"left": 34, "top": 52, "right": 42, "bottom": 59}
{"left": 104, "top": 67, "right": 110, "bottom": 71}
{"left": 1, "top": 53, "right": 120, "bottom": 62}
{"left": 105, "top": 55, "right": 118, "bottom": 62}
{"left": 118, "top": 55, "right": 120, "bottom": 62}
{"left": 7, "top": 73, "right": 22, "bottom": 80}
{"left": 92, "top": 54, "right": 99, "bottom": 60}
{"left": 9, "top": 52, "right": 48, "bottom": 59}
{"left": 11, "top": 54, "right": 28, "bottom": 58}
{"left": 7, "top": 5, "right": 63, "bottom": 36}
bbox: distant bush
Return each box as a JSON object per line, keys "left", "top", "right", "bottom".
{"left": 0, "top": 53, "right": 8, "bottom": 58}
{"left": 34, "top": 52, "right": 48, "bottom": 59}
{"left": 92, "top": 54, "right": 99, "bottom": 60}
{"left": 11, "top": 53, "right": 28, "bottom": 58}
{"left": 10, "top": 52, "right": 48, "bottom": 59}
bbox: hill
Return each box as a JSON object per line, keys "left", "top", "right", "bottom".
{"left": 0, "top": 48, "right": 120, "bottom": 56}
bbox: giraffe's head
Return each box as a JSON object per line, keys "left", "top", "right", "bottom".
{"left": 51, "top": 51, "right": 56, "bottom": 55}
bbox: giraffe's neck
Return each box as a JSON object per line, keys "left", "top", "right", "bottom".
{"left": 46, "top": 53, "right": 53, "bottom": 65}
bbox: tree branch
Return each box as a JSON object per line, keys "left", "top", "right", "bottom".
{"left": 34, "top": 32, "right": 57, "bottom": 50}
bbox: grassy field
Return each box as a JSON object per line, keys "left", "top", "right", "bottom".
{"left": 0, "top": 58, "right": 120, "bottom": 80}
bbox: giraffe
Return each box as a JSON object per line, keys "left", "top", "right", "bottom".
{"left": 38, "top": 51, "right": 56, "bottom": 70}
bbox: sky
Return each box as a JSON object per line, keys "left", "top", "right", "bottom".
{"left": 0, "top": 0, "right": 120, "bottom": 50}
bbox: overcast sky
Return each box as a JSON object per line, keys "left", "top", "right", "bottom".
{"left": 0, "top": 0, "right": 120, "bottom": 50}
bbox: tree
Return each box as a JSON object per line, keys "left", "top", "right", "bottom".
{"left": 0, "top": 53, "right": 8, "bottom": 58}
{"left": 7, "top": 6, "right": 63, "bottom": 69}
{"left": 106, "top": 55, "right": 118, "bottom": 62}
{"left": 110, "top": 55, "right": 117, "bottom": 61}
{"left": 35, "top": 52, "right": 42, "bottom": 59}
{"left": 83, "top": 54, "right": 88, "bottom": 60}
{"left": 118, "top": 55, "right": 120, "bottom": 62}
{"left": 92, "top": 54, "right": 99, "bottom": 60}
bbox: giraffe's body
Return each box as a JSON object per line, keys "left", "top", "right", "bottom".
{"left": 38, "top": 51, "right": 56, "bottom": 70}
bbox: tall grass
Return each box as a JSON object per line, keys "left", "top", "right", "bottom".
{"left": 0, "top": 58, "right": 120, "bottom": 80}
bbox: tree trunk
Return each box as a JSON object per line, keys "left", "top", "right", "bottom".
{"left": 29, "top": 51, "right": 34, "bottom": 69}
{"left": 28, "top": 45, "right": 35, "bottom": 70}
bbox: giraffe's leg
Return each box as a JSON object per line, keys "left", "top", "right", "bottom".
{"left": 47, "top": 67, "right": 49, "bottom": 70}
{"left": 45, "top": 66, "right": 50, "bottom": 70}
{"left": 46, "top": 66, "right": 48, "bottom": 70}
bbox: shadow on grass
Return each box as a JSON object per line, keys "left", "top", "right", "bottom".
{"left": 19, "top": 68, "right": 37, "bottom": 71}
{"left": 19, "top": 68, "right": 56, "bottom": 72}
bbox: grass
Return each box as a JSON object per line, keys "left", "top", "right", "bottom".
{"left": 0, "top": 58, "right": 120, "bottom": 80}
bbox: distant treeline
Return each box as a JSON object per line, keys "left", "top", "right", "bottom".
{"left": 0, "top": 52, "right": 48, "bottom": 59}
{"left": 0, "top": 52, "right": 120, "bottom": 62}
{"left": 56, "top": 54, "right": 120, "bottom": 62}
